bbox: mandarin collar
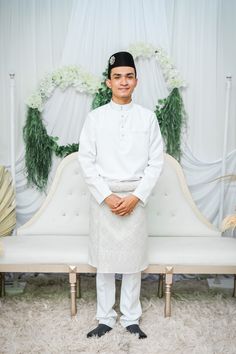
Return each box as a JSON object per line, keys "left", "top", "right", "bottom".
{"left": 110, "top": 100, "right": 133, "bottom": 111}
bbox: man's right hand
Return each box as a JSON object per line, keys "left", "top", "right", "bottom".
{"left": 104, "top": 194, "right": 122, "bottom": 209}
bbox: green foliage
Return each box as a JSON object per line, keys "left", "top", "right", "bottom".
{"left": 92, "top": 69, "right": 112, "bottom": 109}
{"left": 51, "top": 137, "right": 79, "bottom": 158}
{"left": 155, "top": 88, "right": 185, "bottom": 161}
{"left": 23, "top": 108, "right": 78, "bottom": 191}
{"left": 23, "top": 108, "right": 53, "bottom": 190}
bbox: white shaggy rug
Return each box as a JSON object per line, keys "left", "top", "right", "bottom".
{"left": 0, "top": 274, "right": 236, "bottom": 354}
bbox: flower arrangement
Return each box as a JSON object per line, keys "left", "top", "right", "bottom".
{"left": 24, "top": 42, "right": 186, "bottom": 191}
{"left": 26, "top": 66, "right": 101, "bottom": 111}
{"left": 128, "top": 42, "right": 185, "bottom": 90}
{"left": 222, "top": 215, "right": 236, "bottom": 231}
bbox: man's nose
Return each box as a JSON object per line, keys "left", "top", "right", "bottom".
{"left": 120, "top": 76, "right": 128, "bottom": 85}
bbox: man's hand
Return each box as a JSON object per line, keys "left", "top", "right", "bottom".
{"left": 104, "top": 194, "right": 123, "bottom": 209}
{"left": 111, "top": 195, "right": 140, "bottom": 216}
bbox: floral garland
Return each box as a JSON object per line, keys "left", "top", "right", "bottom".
{"left": 27, "top": 66, "right": 101, "bottom": 112}
{"left": 24, "top": 42, "right": 186, "bottom": 191}
{"left": 129, "top": 43, "right": 185, "bottom": 89}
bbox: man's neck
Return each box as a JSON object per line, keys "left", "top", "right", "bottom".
{"left": 111, "top": 97, "right": 132, "bottom": 105}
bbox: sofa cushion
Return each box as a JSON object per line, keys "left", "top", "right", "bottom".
{"left": 148, "top": 236, "right": 236, "bottom": 266}
{"left": 0, "top": 236, "right": 89, "bottom": 264}
{"left": 1, "top": 235, "right": 235, "bottom": 267}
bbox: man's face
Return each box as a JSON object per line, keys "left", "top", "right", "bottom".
{"left": 106, "top": 66, "right": 137, "bottom": 102}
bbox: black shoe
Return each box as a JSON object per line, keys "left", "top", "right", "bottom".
{"left": 87, "top": 324, "right": 112, "bottom": 338}
{"left": 126, "top": 324, "right": 147, "bottom": 339}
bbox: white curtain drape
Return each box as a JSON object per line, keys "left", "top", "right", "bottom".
{"left": 167, "top": 0, "right": 236, "bottom": 161}
{"left": 0, "top": 0, "right": 235, "bottom": 228}
{"left": 182, "top": 144, "right": 236, "bottom": 226}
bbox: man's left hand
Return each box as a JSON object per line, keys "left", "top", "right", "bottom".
{"left": 111, "top": 195, "right": 139, "bottom": 216}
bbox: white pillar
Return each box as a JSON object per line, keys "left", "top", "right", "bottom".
{"left": 219, "top": 76, "right": 232, "bottom": 226}
{"left": 9, "top": 73, "right": 16, "bottom": 186}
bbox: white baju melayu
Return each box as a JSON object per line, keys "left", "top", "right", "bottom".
{"left": 78, "top": 100, "right": 163, "bottom": 327}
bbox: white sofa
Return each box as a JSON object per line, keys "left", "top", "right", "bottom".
{"left": 0, "top": 152, "right": 235, "bottom": 317}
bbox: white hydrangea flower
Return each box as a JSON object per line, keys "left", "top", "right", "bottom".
{"left": 26, "top": 92, "right": 43, "bottom": 111}
{"left": 27, "top": 65, "right": 103, "bottom": 110}
{"left": 128, "top": 42, "right": 185, "bottom": 89}
{"left": 39, "top": 74, "right": 55, "bottom": 98}
{"left": 52, "top": 70, "right": 64, "bottom": 85}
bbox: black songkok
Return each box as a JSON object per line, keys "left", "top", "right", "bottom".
{"left": 108, "top": 51, "right": 136, "bottom": 79}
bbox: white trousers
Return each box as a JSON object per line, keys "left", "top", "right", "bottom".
{"left": 96, "top": 272, "right": 142, "bottom": 328}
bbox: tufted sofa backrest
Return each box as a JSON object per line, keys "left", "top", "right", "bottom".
{"left": 18, "top": 153, "right": 90, "bottom": 236}
{"left": 147, "top": 154, "right": 220, "bottom": 236}
{"left": 17, "top": 153, "right": 220, "bottom": 237}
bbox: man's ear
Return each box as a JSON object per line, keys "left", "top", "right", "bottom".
{"left": 106, "top": 79, "right": 111, "bottom": 89}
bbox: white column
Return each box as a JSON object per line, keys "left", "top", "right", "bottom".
{"left": 9, "top": 73, "right": 16, "bottom": 186}
{"left": 219, "top": 76, "right": 232, "bottom": 226}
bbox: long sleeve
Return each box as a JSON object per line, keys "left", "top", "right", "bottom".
{"left": 78, "top": 114, "right": 112, "bottom": 204}
{"left": 132, "top": 115, "right": 164, "bottom": 205}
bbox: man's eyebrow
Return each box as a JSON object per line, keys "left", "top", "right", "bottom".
{"left": 112, "top": 72, "right": 135, "bottom": 77}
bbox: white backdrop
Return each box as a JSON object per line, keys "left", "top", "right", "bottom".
{"left": 0, "top": 0, "right": 235, "bottom": 227}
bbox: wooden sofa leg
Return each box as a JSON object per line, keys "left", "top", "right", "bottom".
{"left": 158, "top": 274, "right": 164, "bottom": 298}
{"left": 164, "top": 267, "right": 173, "bottom": 318}
{"left": 233, "top": 275, "right": 236, "bottom": 298}
{"left": 0, "top": 273, "right": 5, "bottom": 297}
{"left": 69, "top": 266, "right": 77, "bottom": 317}
{"left": 76, "top": 274, "right": 81, "bottom": 299}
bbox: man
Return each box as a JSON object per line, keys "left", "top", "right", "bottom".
{"left": 78, "top": 51, "right": 164, "bottom": 339}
